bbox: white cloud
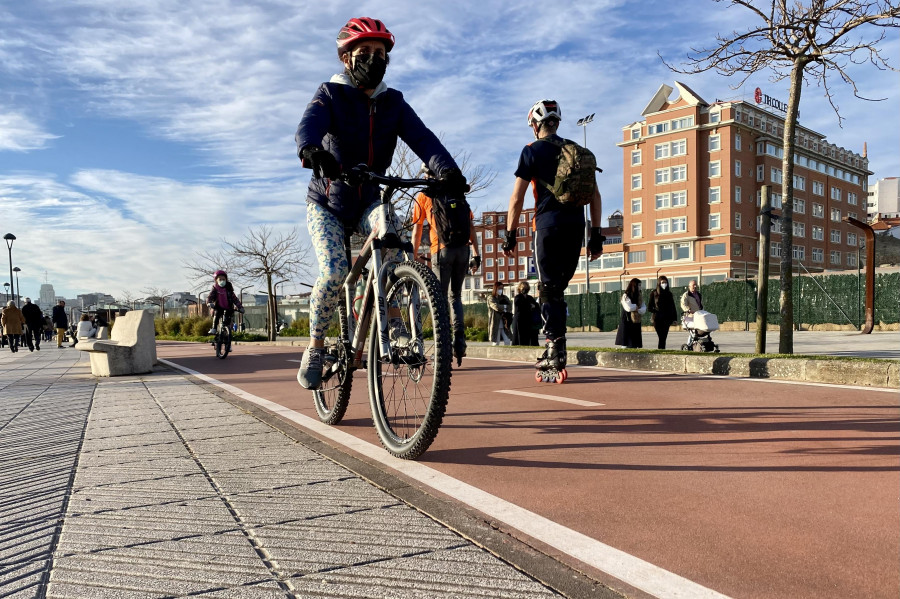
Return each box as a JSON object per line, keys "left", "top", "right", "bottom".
{"left": 0, "top": 110, "right": 58, "bottom": 151}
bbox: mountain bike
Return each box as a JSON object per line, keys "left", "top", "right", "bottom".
{"left": 311, "top": 165, "right": 455, "bottom": 460}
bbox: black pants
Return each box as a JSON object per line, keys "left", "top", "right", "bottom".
{"left": 24, "top": 325, "right": 41, "bottom": 350}
{"left": 5, "top": 335, "right": 19, "bottom": 351}
{"left": 654, "top": 322, "right": 671, "bottom": 350}
{"left": 534, "top": 225, "right": 583, "bottom": 340}
{"left": 213, "top": 308, "right": 234, "bottom": 332}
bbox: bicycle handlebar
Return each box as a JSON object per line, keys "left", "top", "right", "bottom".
{"left": 339, "top": 164, "right": 450, "bottom": 192}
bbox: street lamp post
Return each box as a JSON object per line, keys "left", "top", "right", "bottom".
{"left": 3, "top": 234, "right": 15, "bottom": 307}
{"left": 3, "top": 282, "right": 9, "bottom": 303}
{"left": 13, "top": 267, "right": 21, "bottom": 306}
{"left": 239, "top": 285, "right": 252, "bottom": 330}
{"left": 576, "top": 114, "right": 595, "bottom": 328}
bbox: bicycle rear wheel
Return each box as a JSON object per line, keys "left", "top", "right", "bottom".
{"left": 313, "top": 301, "right": 353, "bottom": 424}
{"left": 367, "top": 261, "right": 451, "bottom": 459}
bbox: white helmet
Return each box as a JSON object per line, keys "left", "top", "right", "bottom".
{"left": 527, "top": 99, "right": 562, "bottom": 126}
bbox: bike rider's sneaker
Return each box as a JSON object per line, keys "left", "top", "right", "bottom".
{"left": 297, "top": 347, "right": 325, "bottom": 390}
{"left": 389, "top": 318, "right": 411, "bottom": 349}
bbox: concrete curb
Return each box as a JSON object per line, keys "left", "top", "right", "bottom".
{"left": 227, "top": 339, "right": 898, "bottom": 389}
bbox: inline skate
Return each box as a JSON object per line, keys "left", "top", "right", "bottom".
{"left": 535, "top": 337, "right": 567, "bottom": 383}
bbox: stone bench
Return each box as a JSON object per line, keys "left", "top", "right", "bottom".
{"left": 76, "top": 310, "right": 157, "bottom": 376}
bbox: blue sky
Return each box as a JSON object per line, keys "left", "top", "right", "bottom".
{"left": 1, "top": 0, "right": 897, "bottom": 300}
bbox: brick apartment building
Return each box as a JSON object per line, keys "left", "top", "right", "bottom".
{"left": 586, "top": 81, "right": 872, "bottom": 291}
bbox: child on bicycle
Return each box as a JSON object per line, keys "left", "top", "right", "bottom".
{"left": 206, "top": 270, "right": 244, "bottom": 334}
{"left": 294, "top": 17, "right": 467, "bottom": 390}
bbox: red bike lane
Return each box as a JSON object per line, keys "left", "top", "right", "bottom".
{"left": 157, "top": 341, "right": 900, "bottom": 599}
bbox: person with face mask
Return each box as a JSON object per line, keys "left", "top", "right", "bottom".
{"left": 293, "top": 17, "right": 466, "bottom": 390}
{"left": 647, "top": 275, "right": 678, "bottom": 349}
{"left": 206, "top": 270, "right": 244, "bottom": 335}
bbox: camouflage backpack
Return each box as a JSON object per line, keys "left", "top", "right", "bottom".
{"left": 537, "top": 137, "right": 600, "bottom": 206}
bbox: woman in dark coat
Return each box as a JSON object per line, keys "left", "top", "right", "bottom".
{"left": 647, "top": 275, "right": 678, "bottom": 349}
{"left": 614, "top": 278, "right": 646, "bottom": 348}
{"left": 511, "top": 281, "right": 539, "bottom": 346}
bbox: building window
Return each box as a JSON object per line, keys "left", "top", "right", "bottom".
{"left": 519, "top": 270, "right": 526, "bottom": 279}
{"left": 519, "top": 213, "right": 526, "bottom": 223}
{"left": 485, "top": 244, "right": 493, "bottom": 253}
{"left": 757, "top": 165, "right": 764, "bottom": 182}
{"left": 485, "top": 258, "right": 494, "bottom": 267}
{"left": 499, "top": 215, "right": 506, "bottom": 224}
{"left": 831, "top": 187, "right": 842, "bottom": 201}
{"left": 486, "top": 272, "right": 494, "bottom": 281}
{"left": 672, "top": 190, "right": 687, "bottom": 206}
{"left": 812, "top": 203, "right": 824, "bottom": 218}
{"left": 735, "top": 133, "right": 742, "bottom": 150}
{"left": 830, "top": 208, "right": 841, "bottom": 222}
{"left": 649, "top": 122, "right": 669, "bottom": 135}
{"left": 656, "top": 218, "right": 671, "bottom": 234}
{"left": 631, "top": 149, "right": 642, "bottom": 165}
{"left": 830, "top": 229, "right": 841, "bottom": 243}
{"left": 735, "top": 185, "right": 742, "bottom": 203}
{"left": 793, "top": 198, "right": 806, "bottom": 214}
{"left": 812, "top": 225, "right": 824, "bottom": 241}
{"left": 509, "top": 271, "right": 516, "bottom": 280}
{"left": 670, "top": 165, "right": 686, "bottom": 182}
{"left": 485, "top": 230, "right": 493, "bottom": 239}
{"left": 709, "top": 110, "right": 721, "bottom": 124}
{"left": 672, "top": 216, "right": 687, "bottom": 232}
{"left": 659, "top": 243, "right": 691, "bottom": 261}
{"left": 709, "top": 135, "right": 721, "bottom": 151}
{"left": 709, "top": 187, "right": 721, "bottom": 203}
{"left": 655, "top": 168, "right": 670, "bottom": 185}
{"left": 709, "top": 161, "right": 721, "bottom": 177}
{"left": 735, "top": 213, "right": 742, "bottom": 229}
{"left": 771, "top": 167, "right": 783, "bottom": 184}
{"left": 848, "top": 192, "right": 857, "bottom": 205}
{"left": 518, "top": 257, "right": 526, "bottom": 265}
{"left": 847, "top": 232, "right": 857, "bottom": 246}
{"left": 812, "top": 248, "right": 824, "bottom": 262}
{"left": 813, "top": 181, "right": 825, "bottom": 195}
{"left": 485, "top": 215, "right": 493, "bottom": 225}
{"left": 705, "top": 243, "right": 726, "bottom": 257}
{"left": 793, "top": 222, "right": 805, "bottom": 238}
{"left": 656, "top": 191, "right": 687, "bottom": 210}
{"left": 631, "top": 223, "right": 642, "bottom": 239}
{"left": 654, "top": 142, "right": 670, "bottom": 160}
{"left": 734, "top": 160, "right": 741, "bottom": 177}
{"left": 793, "top": 175, "right": 806, "bottom": 191}
{"left": 498, "top": 271, "right": 505, "bottom": 280}
{"left": 733, "top": 243, "right": 742, "bottom": 256}
{"left": 771, "top": 242, "right": 782, "bottom": 257}
{"left": 628, "top": 250, "right": 646, "bottom": 263}
{"left": 709, "top": 213, "right": 721, "bottom": 229}
{"left": 792, "top": 245, "right": 806, "bottom": 260}
{"left": 671, "top": 139, "right": 687, "bottom": 156}
{"left": 847, "top": 253, "right": 857, "bottom": 267}
{"left": 631, "top": 127, "right": 640, "bottom": 139}
{"left": 631, "top": 174, "right": 642, "bottom": 190}
{"left": 830, "top": 250, "right": 841, "bottom": 265}
{"left": 671, "top": 116, "right": 694, "bottom": 130}
{"left": 498, "top": 257, "right": 505, "bottom": 267}
{"left": 631, "top": 198, "right": 642, "bottom": 213}
{"left": 517, "top": 241, "right": 525, "bottom": 251}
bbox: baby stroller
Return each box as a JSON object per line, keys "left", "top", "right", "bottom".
{"left": 681, "top": 310, "right": 720, "bottom": 353}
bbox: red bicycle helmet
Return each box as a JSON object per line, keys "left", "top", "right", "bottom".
{"left": 336, "top": 17, "right": 395, "bottom": 57}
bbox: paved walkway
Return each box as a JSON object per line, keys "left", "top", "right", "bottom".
{"left": 0, "top": 348, "right": 563, "bottom": 598}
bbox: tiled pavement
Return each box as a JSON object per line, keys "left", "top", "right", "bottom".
{"left": 0, "top": 348, "right": 562, "bottom": 599}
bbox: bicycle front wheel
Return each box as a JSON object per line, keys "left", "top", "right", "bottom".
{"left": 313, "top": 301, "right": 353, "bottom": 424}
{"left": 367, "top": 261, "right": 451, "bottom": 460}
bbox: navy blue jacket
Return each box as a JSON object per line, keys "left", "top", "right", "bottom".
{"left": 51, "top": 305, "right": 68, "bottom": 329}
{"left": 295, "top": 77, "right": 458, "bottom": 225}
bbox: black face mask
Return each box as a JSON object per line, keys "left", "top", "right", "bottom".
{"left": 348, "top": 53, "right": 387, "bottom": 89}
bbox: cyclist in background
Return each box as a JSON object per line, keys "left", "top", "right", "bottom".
{"left": 206, "top": 270, "right": 244, "bottom": 335}
{"left": 294, "top": 16, "right": 467, "bottom": 390}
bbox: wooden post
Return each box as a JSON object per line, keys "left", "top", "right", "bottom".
{"left": 844, "top": 216, "right": 876, "bottom": 334}
{"left": 756, "top": 185, "right": 772, "bottom": 354}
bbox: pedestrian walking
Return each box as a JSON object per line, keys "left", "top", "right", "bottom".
{"left": 615, "top": 278, "right": 646, "bottom": 349}
{"left": 487, "top": 283, "right": 511, "bottom": 346}
{"left": 1, "top": 300, "right": 26, "bottom": 353}
{"left": 512, "top": 281, "right": 539, "bottom": 346}
{"left": 411, "top": 164, "right": 480, "bottom": 365}
{"left": 647, "top": 276, "right": 678, "bottom": 349}
{"left": 20, "top": 297, "right": 43, "bottom": 351}
{"left": 502, "top": 99, "right": 603, "bottom": 381}
{"left": 51, "top": 300, "right": 69, "bottom": 348}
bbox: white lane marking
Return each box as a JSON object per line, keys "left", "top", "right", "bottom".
{"left": 464, "top": 356, "right": 898, "bottom": 394}
{"left": 286, "top": 359, "right": 302, "bottom": 363}
{"left": 495, "top": 389, "right": 604, "bottom": 407}
{"left": 160, "top": 358, "right": 732, "bottom": 599}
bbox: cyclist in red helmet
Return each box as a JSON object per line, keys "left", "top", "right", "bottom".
{"left": 294, "top": 17, "right": 467, "bottom": 390}
{"left": 206, "top": 270, "right": 244, "bottom": 335}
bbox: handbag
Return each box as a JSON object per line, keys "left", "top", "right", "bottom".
{"left": 629, "top": 310, "right": 642, "bottom": 324}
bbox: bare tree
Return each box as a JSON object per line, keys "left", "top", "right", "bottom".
{"left": 663, "top": 0, "right": 900, "bottom": 353}
{"left": 117, "top": 289, "right": 138, "bottom": 310}
{"left": 141, "top": 287, "right": 171, "bottom": 318}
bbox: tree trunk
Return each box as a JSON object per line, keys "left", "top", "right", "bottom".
{"left": 778, "top": 58, "right": 807, "bottom": 354}
{"left": 266, "top": 275, "right": 276, "bottom": 341}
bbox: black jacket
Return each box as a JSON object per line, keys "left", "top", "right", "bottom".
{"left": 648, "top": 288, "right": 678, "bottom": 326}
{"left": 21, "top": 302, "right": 43, "bottom": 327}
{"left": 51, "top": 305, "right": 68, "bottom": 329}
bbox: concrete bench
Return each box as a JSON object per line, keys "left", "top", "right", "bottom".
{"left": 76, "top": 310, "right": 157, "bottom": 376}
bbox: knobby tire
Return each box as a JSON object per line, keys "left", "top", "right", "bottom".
{"left": 313, "top": 300, "right": 352, "bottom": 424}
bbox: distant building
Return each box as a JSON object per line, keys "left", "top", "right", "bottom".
{"left": 39, "top": 283, "right": 55, "bottom": 311}
{"left": 867, "top": 177, "right": 900, "bottom": 221}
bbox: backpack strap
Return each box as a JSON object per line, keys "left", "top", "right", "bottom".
{"left": 533, "top": 137, "right": 568, "bottom": 197}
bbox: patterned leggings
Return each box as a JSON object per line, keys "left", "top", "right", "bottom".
{"left": 306, "top": 202, "right": 400, "bottom": 340}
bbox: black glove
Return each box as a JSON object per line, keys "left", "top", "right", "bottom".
{"left": 469, "top": 255, "right": 481, "bottom": 272}
{"left": 300, "top": 146, "right": 341, "bottom": 179}
{"left": 438, "top": 168, "right": 470, "bottom": 196}
{"left": 238, "top": 307, "right": 245, "bottom": 314}
{"left": 588, "top": 227, "right": 606, "bottom": 256}
{"left": 501, "top": 229, "right": 517, "bottom": 253}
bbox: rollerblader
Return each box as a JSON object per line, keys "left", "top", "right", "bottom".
{"left": 502, "top": 99, "right": 604, "bottom": 383}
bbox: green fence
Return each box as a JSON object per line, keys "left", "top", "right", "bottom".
{"left": 463, "top": 272, "right": 899, "bottom": 332}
